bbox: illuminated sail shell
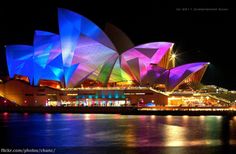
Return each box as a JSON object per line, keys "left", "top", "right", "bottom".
{"left": 5, "top": 8, "right": 209, "bottom": 91}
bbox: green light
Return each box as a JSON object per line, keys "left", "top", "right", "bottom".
{"left": 109, "top": 59, "right": 133, "bottom": 82}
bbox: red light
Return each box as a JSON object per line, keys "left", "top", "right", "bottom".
{"left": 24, "top": 112, "right": 28, "bottom": 116}
{"left": 3, "top": 112, "right": 8, "bottom": 116}
{"left": 4, "top": 100, "right": 7, "bottom": 103}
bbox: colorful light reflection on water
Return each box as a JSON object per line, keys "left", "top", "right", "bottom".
{"left": 1, "top": 113, "right": 236, "bottom": 150}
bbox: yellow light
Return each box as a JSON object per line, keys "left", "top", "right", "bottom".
{"left": 151, "top": 115, "right": 156, "bottom": 120}
{"left": 172, "top": 54, "right": 176, "bottom": 59}
{"left": 67, "top": 93, "right": 78, "bottom": 96}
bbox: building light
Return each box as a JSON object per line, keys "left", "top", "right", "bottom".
{"left": 171, "top": 54, "right": 176, "bottom": 59}
{"left": 47, "top": 94, "right": 57, "bottom": 96}
{"left": 136, "top": 93, "right": 145, "bottom": 95}
{"left": 67, "top": 93, "right": 78, "bottom": 96}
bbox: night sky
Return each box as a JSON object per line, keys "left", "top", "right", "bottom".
{"left": 0, "top": 0, "right": 234, "bottom": 89}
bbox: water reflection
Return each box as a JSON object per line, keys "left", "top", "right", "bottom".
{"left": 164, "top": 123, "right": 186, "bottom": 146}
{"left": 44, "top": 113, "right": 53, "bottom": 122}
{"left": 150, "top": 115, "right": 156, "bottom": 120}
{"left": 0, "top": 113, "right": 236, "bottom": 149}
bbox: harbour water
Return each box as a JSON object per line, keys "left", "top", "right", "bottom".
{"left": 1, "top": 113, "right": 236, "bottom": 153}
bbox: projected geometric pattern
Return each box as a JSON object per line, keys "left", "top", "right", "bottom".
{"left": 6, "top": 45, "right": 34, "bottom": 84}
{"left": 166, "top": 62, "right": 209, "bottom": 91}
{"left": 5, "top": 8, "right": 209, "bottom": 91}
{"left": 33, "top": 30, "right": 63, "bottom": 85}
{"left": 121, "top": 42, "right": 173, "bottom": 83}
{"left": 58, "top": 8, "right": 118, "bottom": 87}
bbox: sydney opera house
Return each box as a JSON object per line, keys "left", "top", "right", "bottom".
{"left": 0, "top": 8, "right": 209, "bottom": 107}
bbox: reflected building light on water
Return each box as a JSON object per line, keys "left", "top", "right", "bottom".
{"left": 64, "top": 113, "right": 75, "bottom": 121}
{"left": 199, "top": 116, "right": 207, "bottom": 125}
{"left": 204, "top": 139, "right": 222, "bottom": 145}
{"left": 2, "top": 112, "right": 9, "bottom": 121}
{"left": 84, "top": 114, "right": 91, "bottom": 120}
{"left": 113, "top": 114, "right": 121, "bottom": 120}
{"left": 124, "top": 126, "right": 137, "bottom": 147}
{"left": 216, "top": 116, "right": 222, "bottom": 120}
{"left": 200, "top": 115, "right": 205, "bottom": 120}
{"left": 65, "top": 113, "right": 73, "bottom": 117}
{"left": 163, "top": 119, "right": 222, "bottom": 147}
{"left": 182, "top": 115, "right": 189, "bottom": 125}
{"left": 3, "top": 112, "right": 8, "bottom": 116}
{"left": 45, "top": 113, "right": 52, "bottom": 121}
{"left": 22, "top": 112, "right": 29, "bottom": 122}
{"left": 166, "top": 115, "right": 172, "bottom": 123}
{"left": 139, "top": 115, "right": 147, "bottom": 121}
{"left": 163, "top": 124, "right": 186, "bottom": 147}
{"left": 151, "top": 115, "right": 156, "bottom": 120}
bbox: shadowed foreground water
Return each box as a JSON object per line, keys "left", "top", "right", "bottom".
{"left": 1, "top": 113, "right": 236, "bottom": 153}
